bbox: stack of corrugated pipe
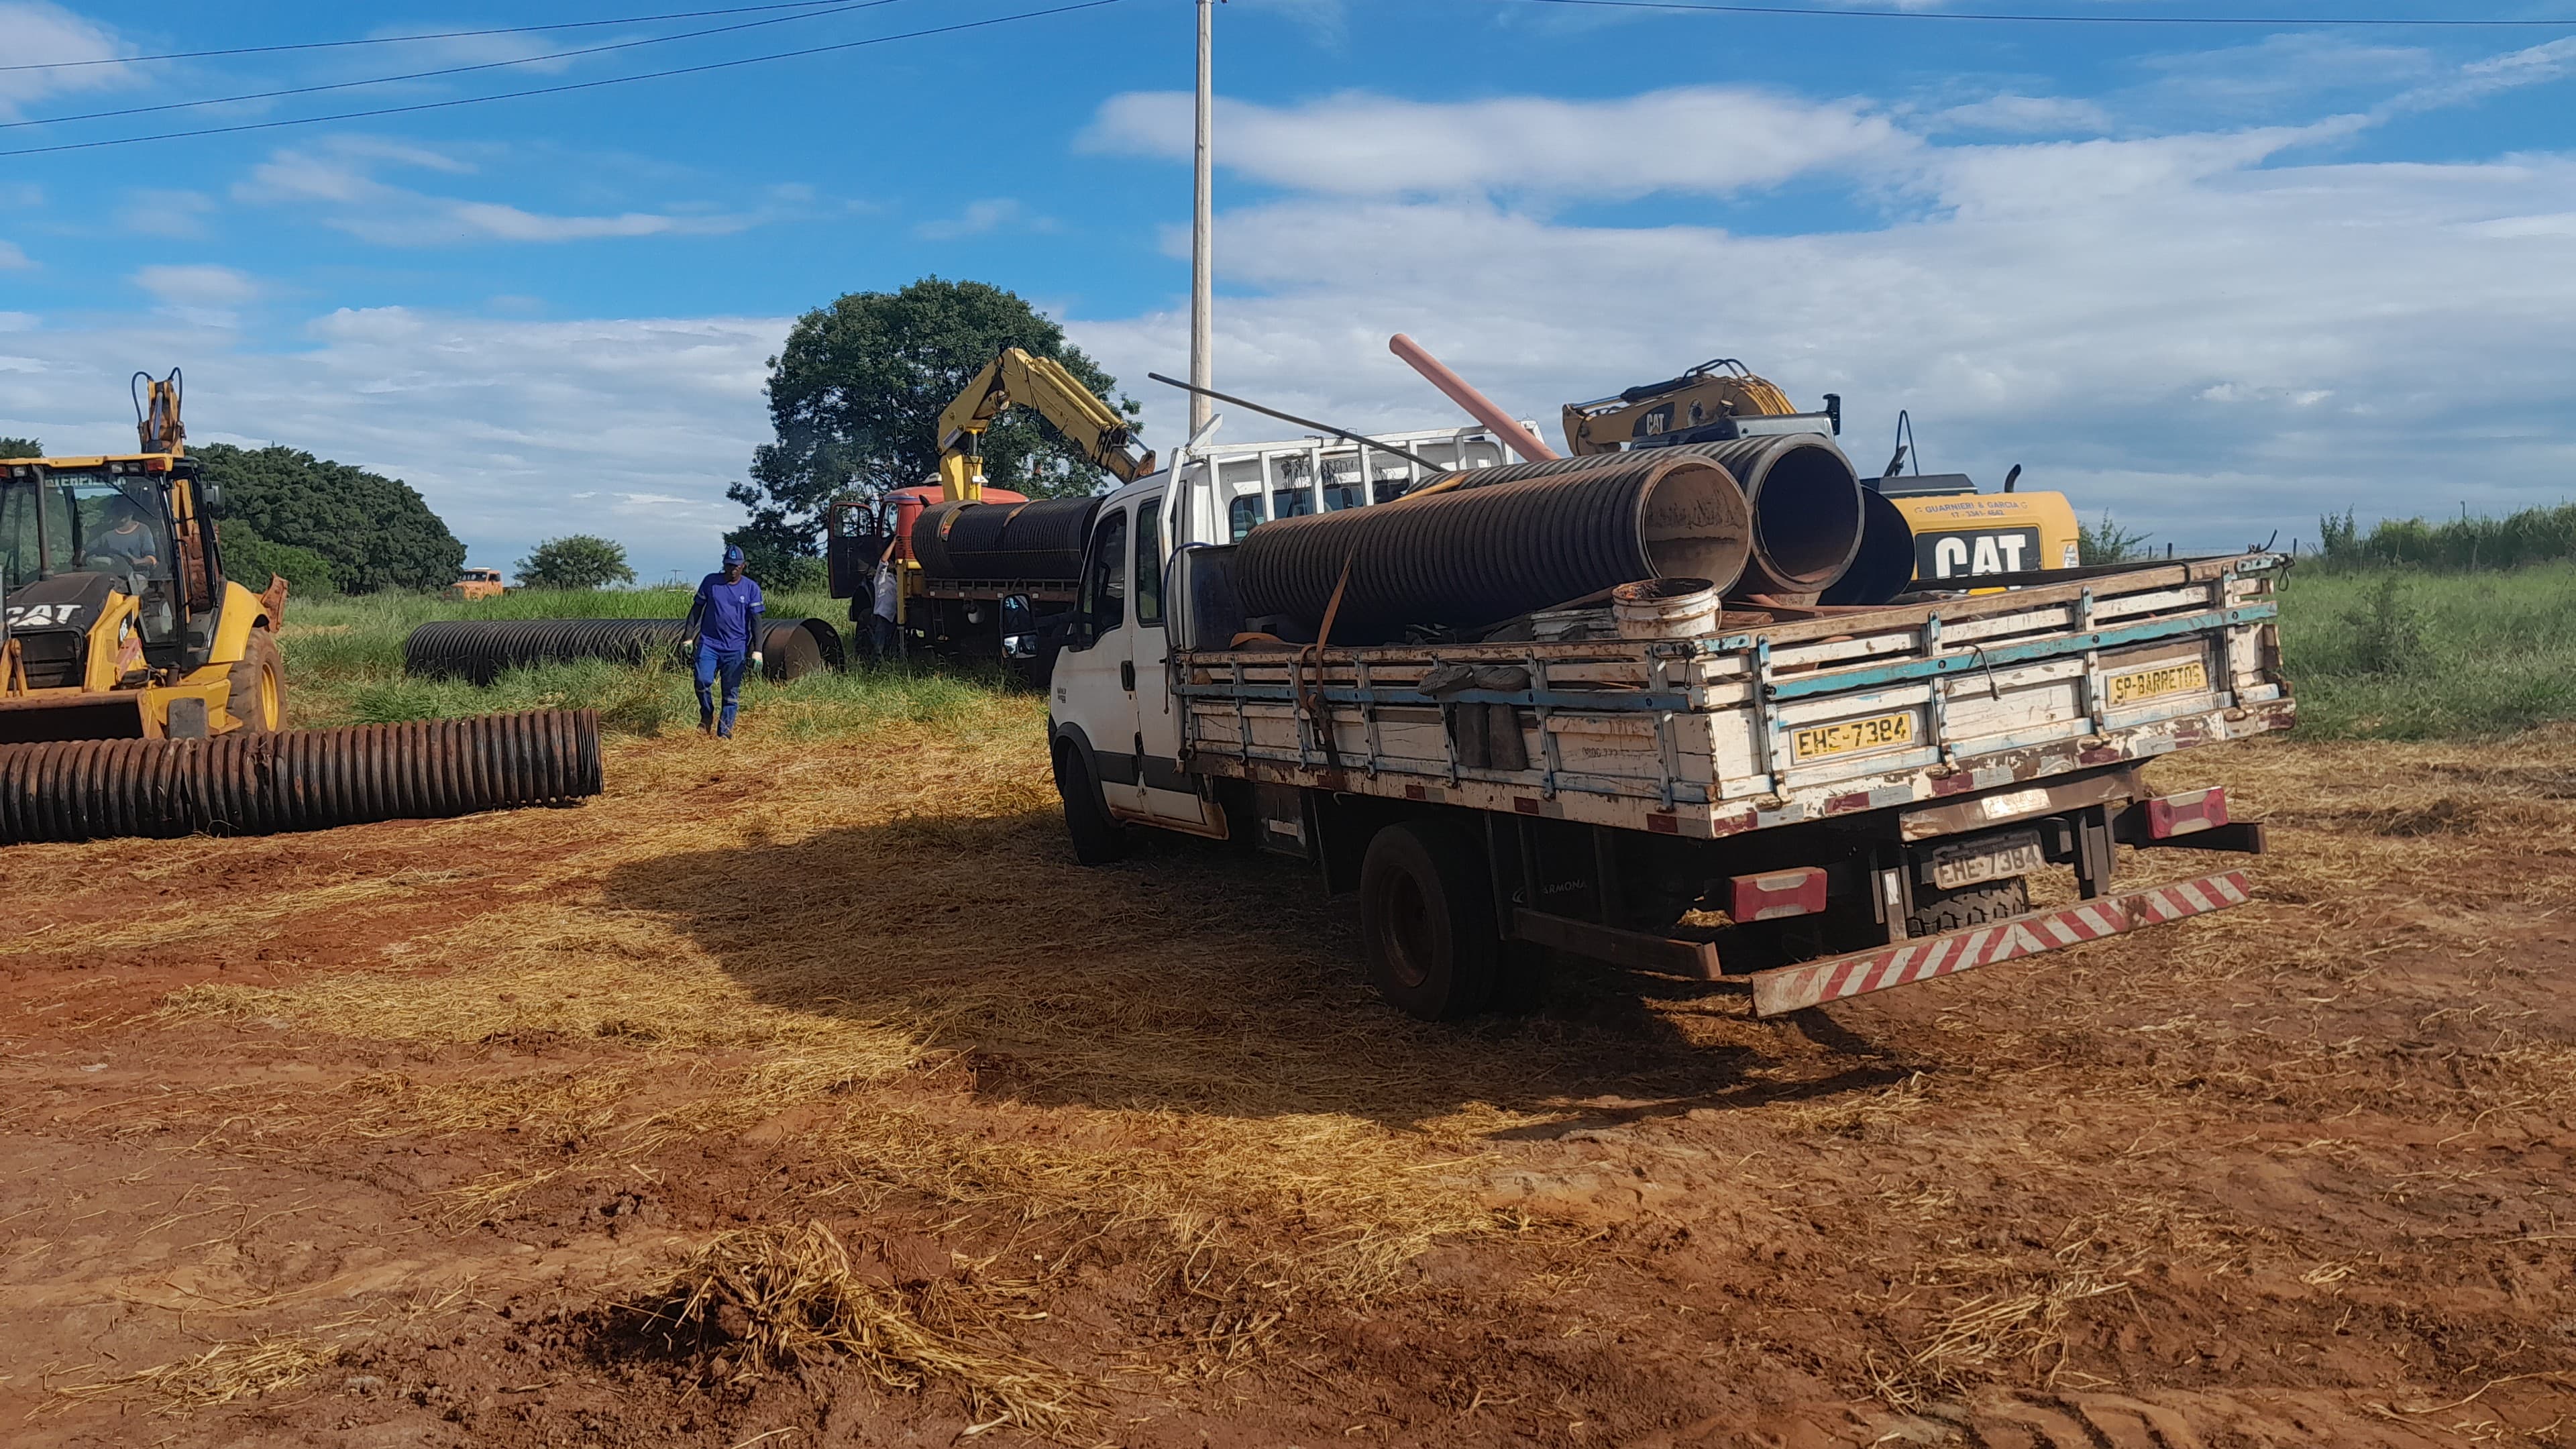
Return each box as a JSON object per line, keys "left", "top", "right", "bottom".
{"left": 0, "top": 709, "right": 602, "bottom": 845}
{"left": 402, "top": 617, "right": 847, "bottom": 686}
{"left": 1234, "top": 431, "right": 1916, "bottom": 642}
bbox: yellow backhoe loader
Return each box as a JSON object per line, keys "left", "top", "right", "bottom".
{"left": 1563, "top": 358, "right": 2078, "bottom": 586}
{"left": 0, "top": 370, "right": 287, "bottom": 743}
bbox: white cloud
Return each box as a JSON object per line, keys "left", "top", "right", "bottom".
{"left": 235, "top": 138, "right": 761, "bottom": 246}
{"left": 1065, "top": 52, "right": 2576, "bottom": 551}
{"left": 0, "top": 1, "right": 133, "bottom": 120}
{"left": 133, "top": 264, "right": 260, "bottom": 307}
{"left": 0, "top": 308, "right": 781, "bottom": 578}
{"left": 914, "top": 197, "right": 1051, "bottom": 240}
{"left": 0, "top": 312, "right": 36, "bottom": 332}
{"left": 1081, "top": 86, "right": 1912, "bottom": 201}
{"left": 1933, "top": 94, "right": 2111, "bottom": 136}
{"left": 117, "top": 189, "right": 219, "bottom": 239}
{"left": 0, "top": 241, "right": 30, "bottom": 270}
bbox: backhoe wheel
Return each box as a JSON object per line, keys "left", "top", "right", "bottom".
{"left": 1053, "top": 739, "right": 1126, "bottom": 865}
{"left": 1905, "top": 877, "right": 2029, "bottom": 938}
{"left": 225, "top": 630, "right": 285, "bottom": 734}
{"left": 1359, "top": 819, "right": 1500, "bottom": 1021}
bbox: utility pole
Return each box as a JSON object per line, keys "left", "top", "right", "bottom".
{"left": 1189, "top": 0, "right": 1216, "bottom": 436}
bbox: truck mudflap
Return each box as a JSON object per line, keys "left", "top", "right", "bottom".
{"left": 1746, "top": 869, "right": 2253, "bottom": 1017}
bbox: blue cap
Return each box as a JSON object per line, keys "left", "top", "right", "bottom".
{"left": 722, "top": 545, "right": 746, "bottom": 566}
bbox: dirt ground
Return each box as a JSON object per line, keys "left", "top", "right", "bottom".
{"left": 4, "top": 708, "right": 2573, "bottom": 1448}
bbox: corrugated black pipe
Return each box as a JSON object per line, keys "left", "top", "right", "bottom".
{"left": 1234, "top": 453, "right": 1750, "bottom": 637}
{"left": 404, "top": 619, "right": 682, "bottom": 686}
{"left": 912, "top": 496, "right": 1099, "bottom": 582}
{"left": 1422, "top": 433, "right": 1866, "bottom": 598}
{"left": 1817, "top": 487, "right": 1920, "bottom": 606}
{"left": 0, "top": 709, "right": 602, "bottom": 845}
{"left": 402, "top": 618, "right": 846, "bottom": 685}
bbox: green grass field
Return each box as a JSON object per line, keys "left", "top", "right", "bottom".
{"left": 278, "top": 585, "right": 1033, "bottom": 741}
{"left": 274, "top": 563, "right": 2576, "bottom": 745}
{"left": 2273, "top": 561, "right": 2576, "bottom": 740}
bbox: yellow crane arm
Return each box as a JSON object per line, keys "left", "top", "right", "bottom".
{"left": 935, "top": 347, "right": 1156, "bottom": 501}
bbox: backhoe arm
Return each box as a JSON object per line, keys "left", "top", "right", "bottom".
{"left": 936, "top": 347, "right": 1155, "bottom": 501}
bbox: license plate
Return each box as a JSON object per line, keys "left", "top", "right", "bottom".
{"left": 1930, "top": 830, "right": 2046, "bottom": 891}
{"left": 1792, "top": 710, "right": 1915, "bottom": 761}
{"left": 2106, "top": 657, "right": 2208, "bottom": 707}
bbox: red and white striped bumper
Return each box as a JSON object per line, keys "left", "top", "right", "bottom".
{"left": 1747, "top": 870, "right": 2253, "bottom": 1018}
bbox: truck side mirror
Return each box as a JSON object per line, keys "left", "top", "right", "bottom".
{"left": 999, "top": 593, "right": 1036, "bottom": 659}
{"left": 199, "top": 481, "right": 225, "bottom": 513}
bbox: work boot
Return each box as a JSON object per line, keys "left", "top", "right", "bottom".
{"left": 699, "top": 711, "right": 714, "bottom": 735}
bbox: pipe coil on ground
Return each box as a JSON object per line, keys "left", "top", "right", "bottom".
{"left": 912, "top": 496, "right": 1099, "bottom": 582}
{"left": 402, "top": 618, "right": 845, "bottom": 685}
{"left": 1424, "top": 434, "right": 1867, "bottom": 598}
{"left": 1234, "top": 453, "right": 1750, "bottom": 637}
{"left": 0, "top": 708, "right": 602, "bottom": 845}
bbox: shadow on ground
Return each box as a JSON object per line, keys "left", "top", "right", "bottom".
{"left": 602, "top": 807, "right": 1917, "bottom": 1131}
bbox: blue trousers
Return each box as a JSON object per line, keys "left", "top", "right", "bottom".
{"left": 694, "top": 642, "right": 747, "bottom": 735}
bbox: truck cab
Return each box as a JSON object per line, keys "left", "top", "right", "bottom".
{"left": 1046, "top": 425, "right": 1534, "bottom": 841}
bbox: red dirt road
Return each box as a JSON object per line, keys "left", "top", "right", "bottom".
{"left": 3, "top": 723, "right": 2572, "bottom": 1446}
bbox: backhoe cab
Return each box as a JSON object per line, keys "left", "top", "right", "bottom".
{"left": 0, "top": 369, "right": 287, "bottom": 744}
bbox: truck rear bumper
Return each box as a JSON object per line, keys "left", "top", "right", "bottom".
{"left": 1746, "top": 869, "right": 2252, "bottom": 1017}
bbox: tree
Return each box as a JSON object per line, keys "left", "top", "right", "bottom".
{"left": 517, "top": 535, "right": 635, "bottom": 590}
{"left": 722, "top": 526, "right": 824, "bottom": 594}
{"left": 217, "top": 518, "right": 339, "bottom": 596}
{"left": 0, "top": 437, "right": 41, "bottom": 458}
{"left": 728, "top": 276, "right": 1138, "bottom": 570}
{"left": 193, "top": 443, "right": 466, "bottom": 592}
{"left": 2077, "top": 511, "right": 2153, "bottom": 566}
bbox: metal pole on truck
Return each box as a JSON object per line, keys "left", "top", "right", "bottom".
{"left": 1189, "top": 0, "right": 1216, "bottom": 438}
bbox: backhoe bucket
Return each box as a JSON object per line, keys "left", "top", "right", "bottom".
{"left": 0, "top": 691, "right": 150, "bottom": 745}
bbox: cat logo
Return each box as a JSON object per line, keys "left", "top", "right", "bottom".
{"left": 1915, "top": 526, "right": 2042, "bottom": 581}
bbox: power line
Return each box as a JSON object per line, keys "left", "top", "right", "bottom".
{"left": 2, "top": 0, "right": 906, "bottom": 132}
{"left": 0, "top": 1, "right": 1125, "bottom": 160}
{"left": 3, "top": 0, "right": 910, "bottom": 132}
{"left": 0, "top": 1, "right": 857, "bottom": 74}
{"left": 1508, "top": 0, "right": 2576, "bottom": 24}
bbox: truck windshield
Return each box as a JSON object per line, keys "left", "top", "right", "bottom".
{"left": 0, "top": 470, "right": 173, "bottom": 586}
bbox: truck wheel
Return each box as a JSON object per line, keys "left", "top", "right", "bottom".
{"left": 225, "top": 630, "right": 285, "bottom": 733}
{"left": 1905, "top": 877, "right": 2029, "bottom": 938}
{"left": 1053, "top": 740, "right": 1125, "bottom": 865}
{"left": 1360, "top": 820, "right": 1499, "bottom": 1021}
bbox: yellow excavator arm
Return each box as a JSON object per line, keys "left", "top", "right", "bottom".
{"left": 1561, "top": 358, "right": 1800, "bottom": 456}
{"left": 936, "top": 347, "right": 1155, "bottom": 501}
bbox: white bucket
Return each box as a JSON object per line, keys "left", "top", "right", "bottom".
{"left": 1612, "top": 578, "right": 1719, "bottom": 639}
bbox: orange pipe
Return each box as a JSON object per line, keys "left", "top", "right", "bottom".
{"left": 1387, "top": 333, "right": 1560, "bottom": 462}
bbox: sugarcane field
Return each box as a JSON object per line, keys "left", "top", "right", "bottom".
{"left": 6, "top": 4, "right": 2576, "bottom": 1447}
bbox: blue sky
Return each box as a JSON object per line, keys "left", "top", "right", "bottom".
{"left": 2, "top": 0, "right": 2573, "bottom": 580}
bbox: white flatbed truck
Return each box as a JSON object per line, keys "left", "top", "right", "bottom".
{"left": 1037, "top": 427, "right": 2288, "bottom": 1018}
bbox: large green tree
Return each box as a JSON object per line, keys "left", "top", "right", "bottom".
{"left": 193, "top": 443, "right": 466, "bottom": 593}
{"left": 729, "top": 277, "right": 1138, "bottom": 568}
{"left": 0, "top": 437, "right": 41, "bottom": 458}
{"left": 517, "top": 535, "right": 635, "bottom": 590}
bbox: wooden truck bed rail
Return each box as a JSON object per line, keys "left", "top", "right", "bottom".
{"left": 1175, "top": 554, "right": 2294, "bottom": 839}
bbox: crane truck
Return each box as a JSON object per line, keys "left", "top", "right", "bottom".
{"left": 1, "top": 371, "right": 286, "bottom": 743}
{"left": 826, "top": 347, "right": 1155, "bottom": 680}
{"left": 1036, "top": 417, "right": 2287, "bottom": 1021}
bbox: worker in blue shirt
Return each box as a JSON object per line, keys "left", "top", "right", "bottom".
{"left": 682, "top": 545, "right": 764, "bottom": 737}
